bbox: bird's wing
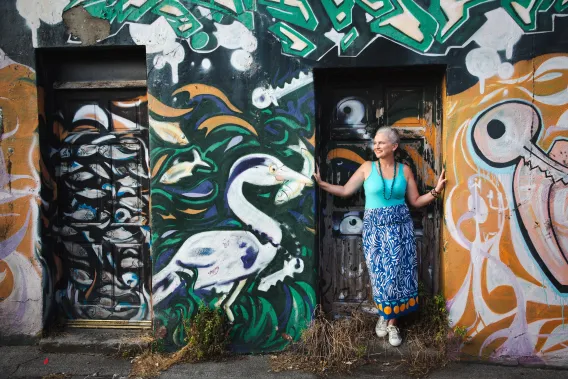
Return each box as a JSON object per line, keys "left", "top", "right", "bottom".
{"left": 175, "top": 230, "right": 260, "bottom": 268}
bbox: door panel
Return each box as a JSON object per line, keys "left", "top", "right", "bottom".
{"left": 53, "top": 89, "right": 151, "bottom": 322}
{"left": 317, "top": 70, "right": 442, "bottom": 316}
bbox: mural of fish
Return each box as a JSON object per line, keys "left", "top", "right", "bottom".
{"left": 275, "top": 139, "right": 314, "bottom": 205}
{"left": 159, "top": 149, "right": 211, "bottom": 184}
{"left": 149, "top": 116, "right": 189, "bottom": 145}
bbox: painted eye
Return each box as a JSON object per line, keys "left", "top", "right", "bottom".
{"left": 336, "top": 97, "right": 366, "bottom": 125}
{"left": 339, "top": 215, "right": 363, "bottom": 235}
{"left": 471, "top": 101, "right": 540, "bottom": 167}
{"left": 268, "top": 165, "right": 277, "bottom": 174}
{"left": 252, "top": 87, "right": 272, "bottom": 109}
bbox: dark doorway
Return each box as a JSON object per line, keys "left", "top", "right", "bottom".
{"left": 37, "top": 47, "right": 151, "bottom": 328}
{"left": 315, "top": 67, "right": 444, "bottom": 316}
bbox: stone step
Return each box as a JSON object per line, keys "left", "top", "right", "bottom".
{"left": 39, "top": 328, "right": 152, "bottom": 355}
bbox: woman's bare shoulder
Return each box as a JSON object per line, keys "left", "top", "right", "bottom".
{"left": 400, "top": 163, "right": 414, "bottom": 178}
{"left": 360, "top": 161, "right": 373, "bottom": 178}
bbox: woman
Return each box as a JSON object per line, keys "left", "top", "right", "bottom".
{"left": 313, "top": 127, "right": 446, "bottom": 347}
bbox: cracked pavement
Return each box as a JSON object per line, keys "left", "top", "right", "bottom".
{"left": 1, "top": 345, "right": 566, "bottom": 379}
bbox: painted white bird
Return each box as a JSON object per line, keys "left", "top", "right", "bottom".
{"left": 152, "top": 154, "right": 312, "bottom": 321}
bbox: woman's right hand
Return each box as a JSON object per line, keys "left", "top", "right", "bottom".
{"left": 313, "top": 162, "right": 366, "bottom": 197}
{"left": 313, "top": 164, "right": 322, "bottom": 186}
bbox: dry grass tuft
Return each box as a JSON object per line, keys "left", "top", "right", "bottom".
{"left": 270, "top": 309, "right": 376, "bottom": 374}
{"left": 271, "top": 292, "right": 469, "bottom": 377}
{"left": 129, "top": 350, "right": 174, "bottom": 378}
{"left": 129, "top": 339, "right": 232, "bottom": 378}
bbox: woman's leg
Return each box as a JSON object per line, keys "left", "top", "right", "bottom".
{"left": 387, "top": 318, "right": 397, "bottom": 326}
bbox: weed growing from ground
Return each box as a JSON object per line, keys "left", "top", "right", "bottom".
{"left": 180, "top": 305, "right": 229, "bottom": 361}
{"left": 400, "top": 285, "right": 470, "bottom": 377}
{"left": 129, "top": 305, "right": 231, "bottom": 378}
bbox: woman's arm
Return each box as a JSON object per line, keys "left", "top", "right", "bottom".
{"left": 313, "top": 161, "right": 370, "bottom": 198}
{"left": 405, "top": 165, "right": 447, "bottom": 208}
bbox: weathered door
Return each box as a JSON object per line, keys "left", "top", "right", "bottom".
{"left": 317, "top": 69, "right": 443, "bottom": 316}
{"left": 53, "top": 87, "right": 151, "bottom": 325}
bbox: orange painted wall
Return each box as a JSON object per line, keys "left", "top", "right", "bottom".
{"left": 443, "top": 54, "right": 568, "bottom": 362}
{"left": 0, "top": 58, "right": 42, "bottom": 339}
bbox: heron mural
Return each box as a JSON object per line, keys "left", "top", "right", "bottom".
{"left": 153, "top": 153, "right": 312, "bottom": 321}
{"left": 148, "top": 79, "right": 317, "bottom": 351}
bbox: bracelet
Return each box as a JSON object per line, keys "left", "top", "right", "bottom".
{"left": 430, "top": 189, "right": 439, "bottom": 198}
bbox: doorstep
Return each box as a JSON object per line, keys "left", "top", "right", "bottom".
{"left": 39, "top": 328, "right": 152, "bottom": 355}
{"left": 365, "top": 335, "right": 439, "bottom": 362}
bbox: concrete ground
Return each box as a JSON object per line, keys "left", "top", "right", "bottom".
{"left": 1, "top": 345, "right": 566, "bottom": 379}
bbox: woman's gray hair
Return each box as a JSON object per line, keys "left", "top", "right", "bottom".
{"left": 375, "top": 126, "right": 400, "bottom": 145}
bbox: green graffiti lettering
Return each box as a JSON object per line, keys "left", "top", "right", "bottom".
{"left": 192, "top": 0, "right": 256, "bottom": 29}
{"left": 259, "top": 0, "right": 318, "bottom": 31}
{"left": 190, "top": 31, "right": 211, "bottom": 49}
{"left": 341, "top": 26, "right": 359, "bottom": 50}
{"left": 502, "top": 0, "right": 556, "bottom": 31}
{"left": 65, "top": 0, "right": 160, "bottom": 23}
{"left": 555, "top": 0, "right": 568, "bottom": 11}
{"left": 65, "top": 1, "right": 568, "bottom": 61}
{"left": 268, "top": 22, "right": 316, "bottom": 57}
{"left": 321, "top": 0, "right": 355, "bottom": 31}
{"left": 370, "top": 0, "right": 439, "bottom": 52}
{"left": 153, "top": 0, "right": 203, "bottom": 38}
{"left": 429, "top": 0, "right": 492, "bottom": 43}
{"left": 118, "top": 0, "right": 160, "bottom": 23}
{"left": 356, "top": 0, "right": 395, "bottom": 17}
{"left": 194, "top": 0, "right": 246, "bottom": 14}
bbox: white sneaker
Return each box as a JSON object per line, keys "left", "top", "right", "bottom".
{"left": 375, "top": 316, "right": 388, "bottom": 337}
{"left": 387, "top": 325, "right": 402, "bottom": 347}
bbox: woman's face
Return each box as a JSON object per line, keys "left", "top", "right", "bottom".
{"left": 373, "top": 132, "right": 398, "bottom": 159}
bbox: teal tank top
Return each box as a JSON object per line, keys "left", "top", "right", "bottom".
{"left": 364, "top": 162, "right": 407, "bottom": 209}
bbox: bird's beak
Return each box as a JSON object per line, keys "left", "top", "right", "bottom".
{"left": 275, "top": 166, "right": 313, "bottom": 185}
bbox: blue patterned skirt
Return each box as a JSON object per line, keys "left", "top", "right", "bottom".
{"left": 363, "top": 204, "right": 418, "bottom": 320}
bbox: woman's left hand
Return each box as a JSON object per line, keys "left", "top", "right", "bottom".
{"left": 435, "top": 169, "right": 447, "bottom": 193}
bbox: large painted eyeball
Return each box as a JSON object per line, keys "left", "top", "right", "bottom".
{"left": 471, "top": 101, "right": 540, "bottom": 167}
{"left": 339, "top": 215, "right": 363, "bottom": 235}
{"left": 335, "top": 97, "right": 366, "bottom": 125}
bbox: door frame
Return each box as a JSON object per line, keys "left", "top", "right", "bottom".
{"left": 313, "top": 66, "right": 445, "bottom": 316}
{"left": 36, "top": 47, "right": 153, "bottom": 330}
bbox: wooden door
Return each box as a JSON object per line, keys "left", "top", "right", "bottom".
{"left": 317, "top": 69, "right": 443, "bottom": 316}
{"left": 53, "top": 87, "right": 151, "bottom": 323}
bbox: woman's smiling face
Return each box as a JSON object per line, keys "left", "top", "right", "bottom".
{"left": 373, "top": 132, "right": 398, "bottom": 159}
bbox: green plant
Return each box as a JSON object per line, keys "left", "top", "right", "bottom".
{"left": 403, "top": 285, "right": 469, "bottom": 377}
{"left": 150, "top": 336, "right": 166, "bottom": 354}
{"left": 454, "top": 325, "right": 468, "bottom": 340}
{"left": 355, "top": 344, "right": 367, "bottom": 359}
{"left": 182, "top": 304, "right": 229, "bottom": 361}
{"left": 130, "top": 305, "right": 231, "bottom": 378}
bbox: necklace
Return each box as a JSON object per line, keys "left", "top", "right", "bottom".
{"left": 377, "top": 160, "right": 397, "bottom": 200}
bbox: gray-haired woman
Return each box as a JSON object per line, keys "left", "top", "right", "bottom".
{"left": 313, "top": 127, "right": 447, "bottom": 346}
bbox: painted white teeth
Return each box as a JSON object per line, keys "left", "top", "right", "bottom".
{"left": 252, "top": 71, "right": 313, "bottom": 109}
